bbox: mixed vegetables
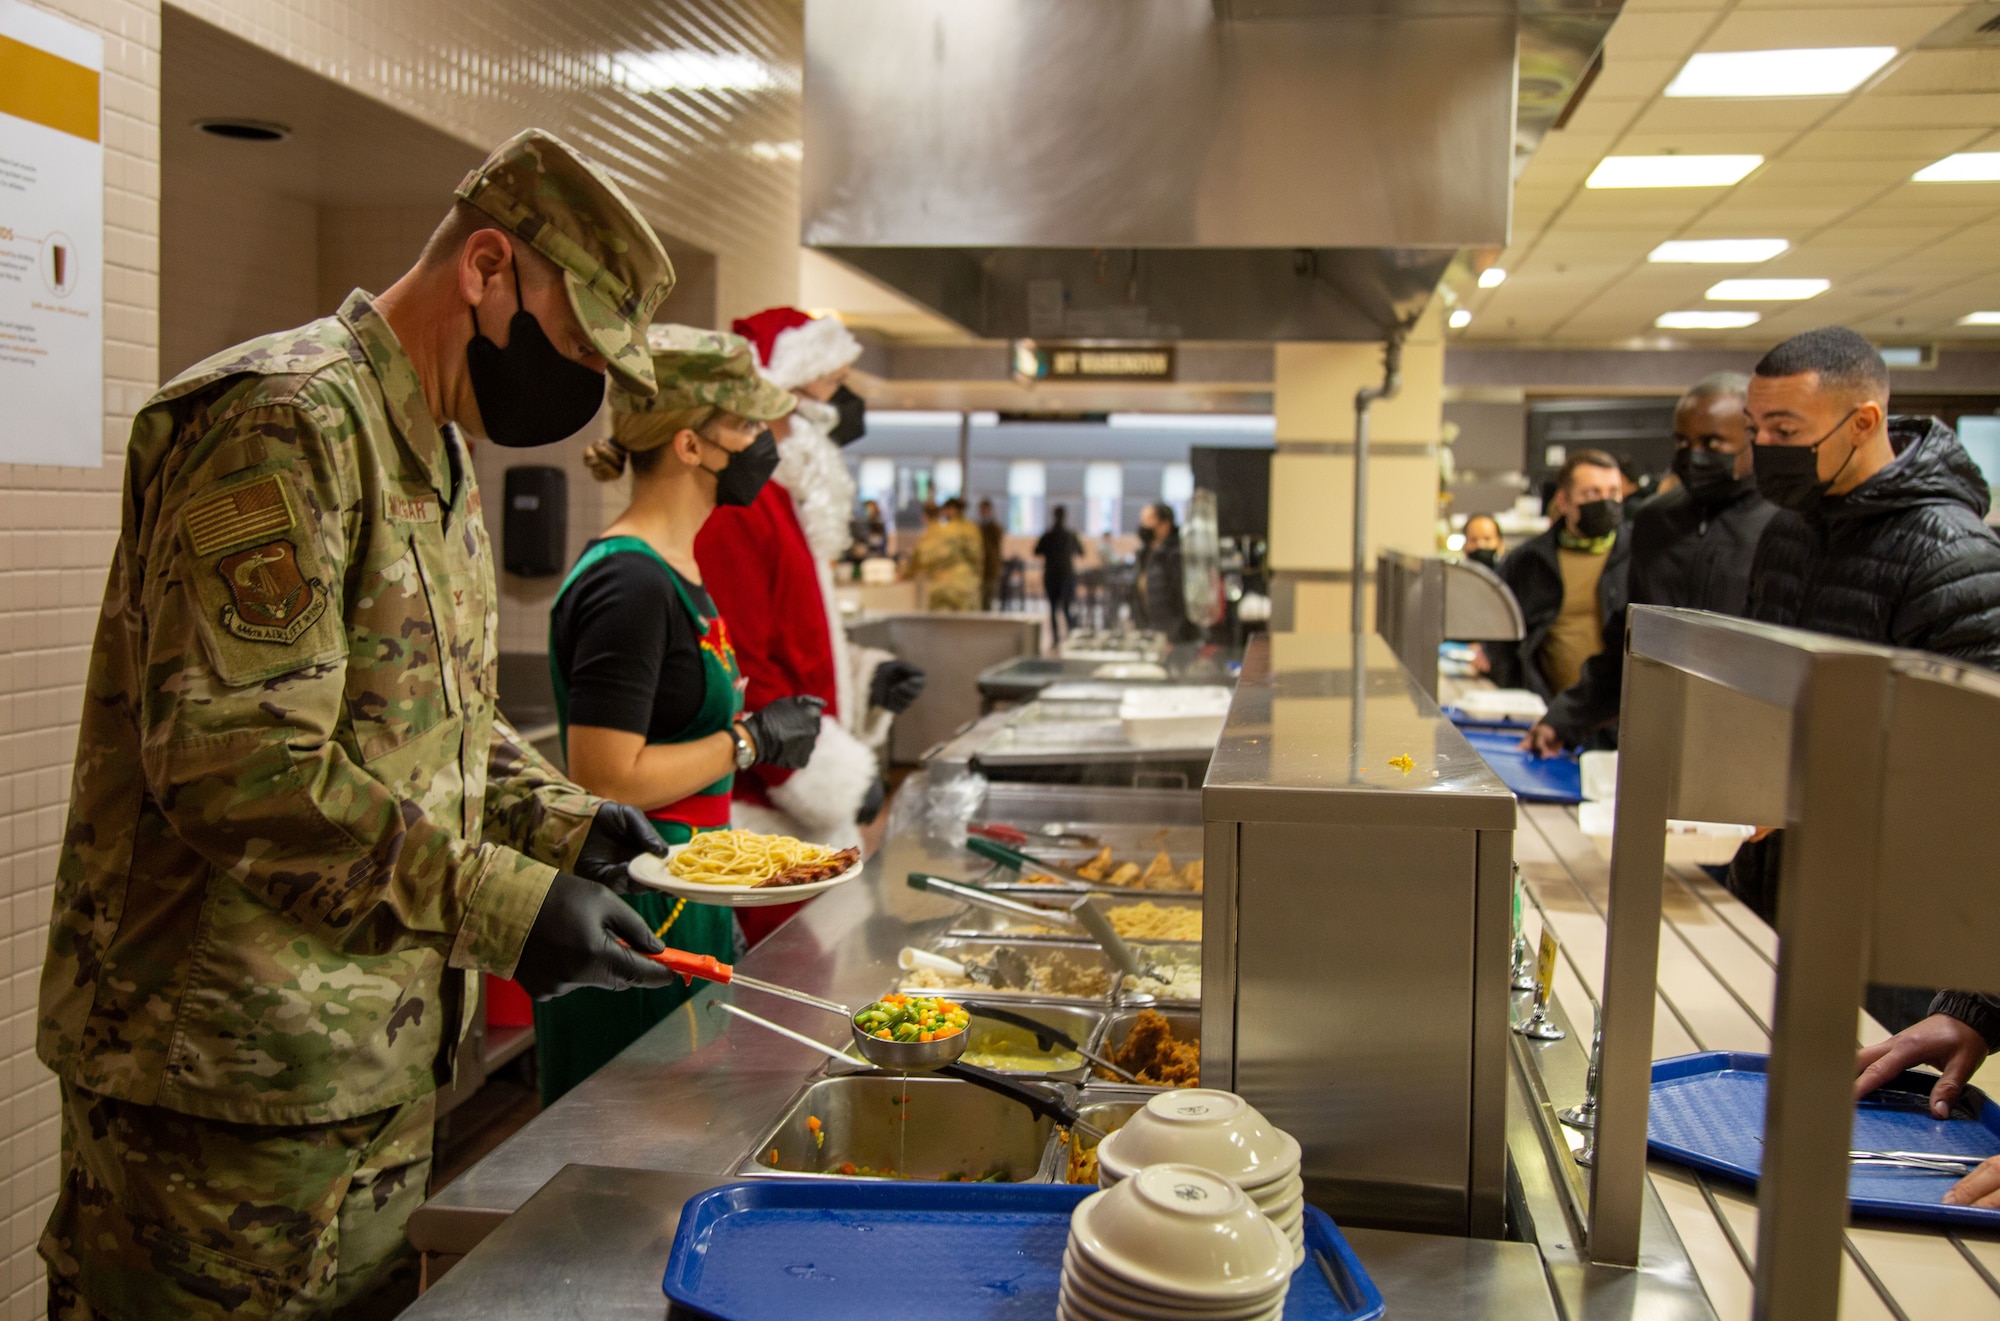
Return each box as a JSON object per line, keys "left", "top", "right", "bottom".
{"left": 853, "top": 994, "right": 970, "bottom": 1044}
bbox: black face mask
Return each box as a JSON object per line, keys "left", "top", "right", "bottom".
{"left": 1466, "top": 547, "right": 1499, "bottom": 569}
{"left": 1138, "top": 525, "right": 1156, "bottom": 547}
{"left": 706, "top": 429, "right": 781, "bottom": 507}
{"left": 1572, "top": 498, "right": 1622, "bottom": 539}
{"left": 1753, "top": 408, "right": 1860, "bottom": 516}
{"left": 1672, "top": 445, "right": 1744, "bottom": 502}
{"left": 829, "top": 385, "right": 867, "bottom": 446}
{"left": 465, "top": 256, "right": 607, "bottom": 448}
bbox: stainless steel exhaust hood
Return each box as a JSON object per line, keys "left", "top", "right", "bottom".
{"left": 804, "top": 0, "right": 1617, "bottom": 342}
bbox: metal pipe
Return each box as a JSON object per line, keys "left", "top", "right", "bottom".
{"left": 1351, "top": 330, "right": 1406, "bottom": 639}
{"left": 957, "top": 410, "right": 972, "bottom": 504}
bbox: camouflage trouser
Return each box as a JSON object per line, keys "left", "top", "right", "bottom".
{"left": 40, "top": 1083, "right": 433, "bottom": 1321}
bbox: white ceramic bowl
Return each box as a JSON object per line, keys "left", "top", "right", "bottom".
{"left": 1063, "top": 1252, "right": 1285, "bottom": 1321}
{"left": 1060, "top": 1273, "right": 1284, "bottom": 1321}
{"left": 1096, "top": 1091, "right": 1301, "bottom": 1190}
{"left": 1247, "top": 1170, "right": 1303, "bottom": 1206}
{"left": 1069, "top": 1165, "right": 1294, "bottom": 1301}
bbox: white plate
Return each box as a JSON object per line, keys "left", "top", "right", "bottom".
{"left": 626, "top": 845, "right": 864, "bottom": 907}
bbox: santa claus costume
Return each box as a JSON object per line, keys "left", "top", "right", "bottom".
{"left": 695, "top": 308, "right": 897, "bottom": 943}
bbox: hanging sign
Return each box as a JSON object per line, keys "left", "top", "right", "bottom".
{"left": 1012, "top": 339, "right": 1176, "bottom": 383}
{"left": 0, "top": 0, "right": 103, "bottom": 467}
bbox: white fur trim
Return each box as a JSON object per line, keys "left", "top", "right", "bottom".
{"left": 765, "top": 316, "right": 863, "bottom": 391}
{"left": 847, "top": 643, "right": 898, "bottom": 750}
{"left": 767, "top": 715, "right": 878, "bottom": 845}
{"left": 774, "top": 413, "right": 858, "bottom": 563}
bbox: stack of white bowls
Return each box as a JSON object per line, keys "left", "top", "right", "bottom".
{"left": 1060, "top": 1163, "right": 1296, "bottom": 1321}
{"left": 1095, "top": 1090, "right": 1305, "bottom": 1266}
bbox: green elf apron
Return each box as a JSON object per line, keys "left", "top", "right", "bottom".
{"left": 534, "top": 536, "right": 743, "bottom": 1104}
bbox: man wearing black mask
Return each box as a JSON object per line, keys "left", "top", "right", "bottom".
{"left": 1485, "top": 450, "right": 1629, "bottom": 706}
{"left": 1522, "top": 374, "right": 1778, "bottom": 755}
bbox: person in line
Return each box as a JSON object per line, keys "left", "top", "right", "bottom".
{"left": 694, "top": 308, "right": 923, "bottom": 949}
{"left": 1521, "top": 374, "right": 1777, "bottom": 755}
{"left": 1134, "top": 502, "right": 1199, "bottom": 640}
{"left": 37, "top": 130, "right": 685, "bottom": 1318}
{"left": 1461, "top": 514, "right": 1505, "bottom": 569}
{"left": 1484, "top": 451, "right": 1630, "bottom": 707}
{"left": 978, "top": 497, "right": 1007, "bottom": 609}
{"left": 852, "top": 498, "right": 889, "bottom": 560}
{"left": 1036, "top": 504, "right": 1084, "bottom": 643}
{"left": 1734, "top": 328, "right": 2000, "bottom": 1039}
{"left": 537, "top": 328, "right": 827, "bottom": 1104}
{"left": 912, "top": 496, "right": 985, "bottom": 610}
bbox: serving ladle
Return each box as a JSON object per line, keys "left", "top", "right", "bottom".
{"left": 647, "top": 947, "right": 1109, "bottom": 1137}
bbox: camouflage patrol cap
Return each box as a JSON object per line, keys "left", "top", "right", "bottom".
{"left": 456, "top": 129, "right": 675, "bottom": 396}
{"left": 613, "top": 326, "right": 797, "bottom": 440}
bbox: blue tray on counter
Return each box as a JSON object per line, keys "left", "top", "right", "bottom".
{"left": 1441, "top": 704, "right": 1535, "bottom": 730}
{"left": 1457, "top": 727, "right": 1583, "bottom": 803}
{"left": 663, "top": 1181, "right": 1385, "bottom": 1321}
{"left": 1648, "top": 1051, "right": 2000, "bottom": 1229}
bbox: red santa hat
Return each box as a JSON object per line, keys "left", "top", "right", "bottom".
{"left": 732, "top": 306, "right": 864, "bottom": 392}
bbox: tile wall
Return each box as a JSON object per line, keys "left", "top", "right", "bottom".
{"left": 3, "top": 0, "right": 806, "bottom": 1311}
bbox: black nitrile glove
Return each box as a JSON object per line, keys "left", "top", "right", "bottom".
{"left": 857, "top": 775, "right": 888, "bottom": 826}
{"left": 513, "top": 872, "right": 680, "bottom": 1000}
{"left": 869, "top": 659, "right": 927, "bottom": 714}
{"left": 741, "top": 695, "right": 826, "bottom": 770}
{"left": 571, "top": 802, "right": 669, "bottom": 894}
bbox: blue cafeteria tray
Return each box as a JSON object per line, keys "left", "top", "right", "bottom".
{"left": 1458, "top": 727, "right": 1583, "bottom": 803}
{"left": 663, "top": 1180, "right": 1385, "bottom": 1321}
{"left": 1441, "top": 705, "right": 1534, "bottom": 730}
{"left": 1648, "top": 1051, "right": 2000, "bottom": 1229}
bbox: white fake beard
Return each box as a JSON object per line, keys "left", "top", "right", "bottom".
{"left": 773, "top": 399, "right": 859, "bottom": 562}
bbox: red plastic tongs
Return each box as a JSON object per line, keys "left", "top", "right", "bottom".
{"left": 638, "top": 946, "right": 854, "bottom": 1019}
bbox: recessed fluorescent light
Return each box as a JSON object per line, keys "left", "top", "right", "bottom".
{"left": 1706, "top": 278, "right": 1829, "bottom": 301}
{"left": 1449, "top": 309, "right": 1474, "bottom": 329}
{"left": 1107, "top": 413, "right": 1276, "bottom": 433}
{"left": 1587, "top": 155, "right": 1763, "bottom": 189}
{"left": 1915, "top": 152, "right": 2000, "bottom": 182}
{"left": 1477, "top": 268, "right": 1507, "bottom": 289}
{"left": 1665, "top": 47, "right": 1897, "bottom": 99}
{"left": 1958, "top": 311, "right": 2000, "bottom": 326}
{"left": 1649, "top": 238, "right": 1790, "bottom": 264}
{"left": 1657, "top": 310, "right": 1763, "bottom": 329}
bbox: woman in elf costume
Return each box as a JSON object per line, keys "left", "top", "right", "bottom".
{"left": 535, "top": 326, "right": 825, "bottom": 1103}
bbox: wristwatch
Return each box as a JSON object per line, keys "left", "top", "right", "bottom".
{"left": 730, "top": 724, "right": 756, "bottom": 771}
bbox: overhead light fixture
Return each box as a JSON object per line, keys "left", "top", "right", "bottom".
{"left": 604, "top": 50, "right": 780, "bottom": 93}
{"left": 193, "top": 118, "right": 291, "bottom": 142}
{"left": 1876, "top": 345, "right": 1934, "bottom": 369}
{"left": 1648, "top": 238, "right": 1790, "bottom": 263}
{"left": 1664, "top": 47, "right": 1897, "bottom": 99}
{"left": 1957, "top": 311, "right": 2000, "bottom": 325}
{"left": 1915, "top": 152, "right": 2000, "bottom": 182}
{"left": 1706, "top": 278, "right": 1829, "bottom": 301}
{"left": 1587, "top": 155, "right": 1763, "bottom": 189}
{"left": 1107, "top": 413, "right": 1275, "bottom": 433}
{"left": 1657, "top": 310, "right": 1762, "bottom": 329}
{"left": 1449, "top": 309, "right": 1474, "bottom": 329}
{"left": 1477, "top": 268, "right": 1507, "bottom": 289}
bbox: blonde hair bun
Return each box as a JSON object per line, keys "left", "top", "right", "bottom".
{"left": 582, "top": 436, "right": 630, "bottom": 481}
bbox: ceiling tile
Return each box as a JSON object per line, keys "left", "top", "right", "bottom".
{"left": 1874, "top": 49, "right": 2000, "bottom": 96}
{"left": 1562, "top": 190, "right": 1726, "bottom": 226}
{"left": 1589, "top": 58, "right": 1683, "bottom": 102}
{"left": 1604, "top": 10, "right": 1724, "bottom": 63}
{"left": 1702, "top": 8, "right": 1961, "bottom": 50}
{"left": 1560, "top": 97, "right": 1647, "bottom": 136}
{"left": 1618, "top": 129, "right": 1804, "bottom": 155}
{"left": 1531, "top": 130, "right": 1620, "bottom": 162}
{"left": 1822, "top": 92, "right": 2000, "bottom": 129}
{"left": 1755, "top": 157, "right": 1942, "bottom": 184}
{"left": 1630, "top": 97, "right": 1840, "bottom": 134}
{"left": 1782, "top": 126, "right": 1987, "bottom": 159}
{"left": 1875, "top": 178, "right": 2000, "bottom": 206}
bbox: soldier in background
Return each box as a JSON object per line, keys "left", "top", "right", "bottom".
{"left": 37, "top": 130, "right": 685, "bottom": 1318}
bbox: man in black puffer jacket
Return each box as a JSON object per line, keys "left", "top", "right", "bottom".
{"left": 1731, "top": 328, "right": 2000, "bottom": 1060}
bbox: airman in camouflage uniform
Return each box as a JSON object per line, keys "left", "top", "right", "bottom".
{"left": 38, "top": 129, "right": 679, "bottom": 1318}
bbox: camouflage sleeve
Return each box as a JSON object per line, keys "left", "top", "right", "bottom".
{"left": 138, "top": 400, "right": 554, "bottom": 976}
{"left": 484, "top": 712, "right": 601, "bottom": 871}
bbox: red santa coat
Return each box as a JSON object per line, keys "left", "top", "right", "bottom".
{"left": 696, "top": 480, "right": 881, "bottom": 945}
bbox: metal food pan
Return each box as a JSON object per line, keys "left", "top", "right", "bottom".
{"left": 738, "top": 1074, "right": 1062, "bottom": 1183}
{"left": 898, "top": 938, "right": 1118, "bottom": 1004}
{"left": 946, "top": 893, "right": 1204, "bottom": 945}
{"left": 1050, "top": 1085, "right": 1162, "bottom": 1184}
{"left": 1115, "top": 943, "right": 1202, "bottom": 1007}
{"left": 1093, "top": 1006, "right": 1203, "bottom": 1089}
{"left": 954, "top": 1001, "right": 1105, "bottom": 1083}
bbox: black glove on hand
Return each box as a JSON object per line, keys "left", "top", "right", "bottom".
{"left": 571, "top": 802, "right": 668, "bottom": 894}
{"left": 868, "top": 659, "right": 927, "bottom": 714}
{"left": 857, "top": 775, "right": 888, "bottom": 826}
{"left": 741, "top": 695, "right": 826, "bottom": 770}
{"left": 513, "top": 872, "right": 680, "bottom": 1000}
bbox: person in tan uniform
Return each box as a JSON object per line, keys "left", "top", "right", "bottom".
{"left": 1484, "top": 449, "right": 1631, "bottom": 717}
{"left": 38, "top": 129, "right": 689, "bottom": 1319}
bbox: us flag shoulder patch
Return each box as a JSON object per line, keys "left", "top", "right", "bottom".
{"left": 184, "top": 475, "right": 296, "bottom": 557}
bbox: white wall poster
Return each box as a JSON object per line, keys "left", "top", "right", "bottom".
{"left": 0, "top": 0, "right": 103, "bottom": 468}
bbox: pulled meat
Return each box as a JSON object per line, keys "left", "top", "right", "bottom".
{"left": 1104, "top": 1008, "right": 1200, "bottom": 1087}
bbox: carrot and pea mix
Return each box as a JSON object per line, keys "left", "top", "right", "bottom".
{"left": 854, "top": 994, "right": 969, "bottom": 1044}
